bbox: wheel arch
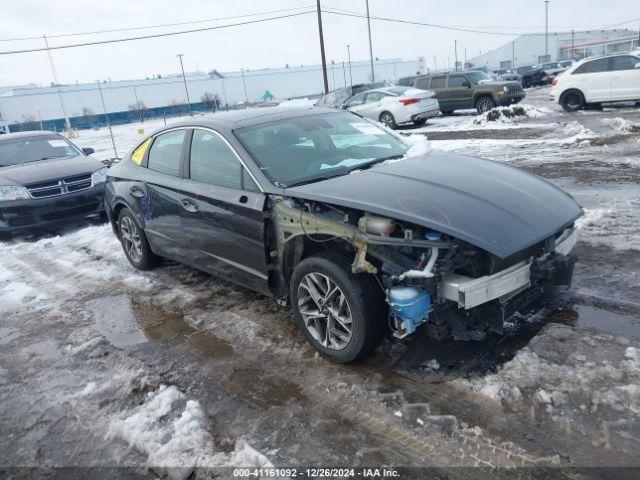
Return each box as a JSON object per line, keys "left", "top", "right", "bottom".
{"left": 559, "top": 87, "right": 585, "bottom": 104}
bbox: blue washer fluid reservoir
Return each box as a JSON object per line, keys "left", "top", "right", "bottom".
{"left": 387, "top": 286, "right": 431, "bottom": 337}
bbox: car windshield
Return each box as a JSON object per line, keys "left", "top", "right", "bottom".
{"left": 0, "top": 134, "right": 80, "bottom": 167}
{"left": 467, "top": 71, "right": 493, "bottom": 84}
{"left": 235, "top": 112, "right": 409, "bottom": 187}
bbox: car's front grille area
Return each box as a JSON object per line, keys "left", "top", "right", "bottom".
{"left": 26, "top": 174, "right": 92, "bottom": 199}
{"left": 507, "top": 83, "right": 523, "bottom": 94}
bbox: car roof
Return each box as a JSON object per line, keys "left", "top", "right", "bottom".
{"left": 0, "top": 130, "right": 60, "bottom": 141}
{"left": 160, "top": 106, "right": 343, "bottom": 130}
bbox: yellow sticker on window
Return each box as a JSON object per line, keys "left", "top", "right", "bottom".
{"left": 131, "top": 137, "right": 152, "bottom": 165}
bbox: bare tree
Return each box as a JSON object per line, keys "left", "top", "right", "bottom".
{"left": 20, "top": 115, "right": 40, "bottom": 131}
{"left": 168, "top": 99, "right": 186, "bottom": 116}
{"left": 200, "top": 92, "right": 220, "bottom": 110}
{"left": 79, "top": 107, "right": 96, "bottom": 128}
{"left": 128, "top": 100, "right": 148, "bottom": 122}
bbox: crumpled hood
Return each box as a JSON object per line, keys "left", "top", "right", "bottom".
{"left": 284, "top": 151, "right": 582, "bottom": 258}
{"left": 0, "top": 155, "right": 103, "bottom": 186}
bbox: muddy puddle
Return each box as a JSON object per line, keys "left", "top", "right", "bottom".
{"left": 549, "top": 304, "right": 640, "bottom": 339}
{"left": 222, "top": 367, "right": 307, "bottom": 408}
{"left": 87, "top": 295, "right": 234, "bottom": 358}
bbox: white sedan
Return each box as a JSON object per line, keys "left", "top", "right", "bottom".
{"left": 342, "top": 86, "right": 440, "bottom": 129}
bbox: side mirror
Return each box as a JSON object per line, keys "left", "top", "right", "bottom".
{"left": 82, "top": 147, "right": 95, "bottom": 155}
{"left": 463, "top": 80, "right": 471, "bottom": 88}
{"left": 340, "top": 103, "right": 348, "bottom": 109}
{"left": 635, "top": 63, "right": 640, "bottom": 69}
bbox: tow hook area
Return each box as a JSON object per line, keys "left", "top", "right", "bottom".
{"left": 387, "top": 287, "right": 431, "bottom": 339}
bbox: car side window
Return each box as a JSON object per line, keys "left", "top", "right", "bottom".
{"left": 364, "top": 92, "right": 383, "bottom": 102}
{"left": 573, "top": 58, "right": 610, "bottom": 74}
{"left": 448, "top": 75, "right": 468, "bottom": 87}
{"left": 611, "top": 56, "right": 638, "bottom": 71}
{"left": 346, "top": 93, "right": 366, "bottom": 107}
{"left": 147, "top": 130, "right": 186, "bottom": 176}
{"left": 430, "top": 77, "right": 446, "bottom": 89}
{"left": 189, "top": 129, "right": 242, "bottom": 189}
{"left": 414, "top": 77, "right": 430, "bottom": 90}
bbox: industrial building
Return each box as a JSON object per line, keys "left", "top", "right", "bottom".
{"left": 0, "top": 58, "right": 421, "bottom": 132}
{"left": 467, "top": 28, "right": 639, "bottom": 71}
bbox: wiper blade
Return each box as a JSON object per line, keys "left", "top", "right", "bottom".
{"left": 346, "top": 155, "right": 404, "bottom": 173}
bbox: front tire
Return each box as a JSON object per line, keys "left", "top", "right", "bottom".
{"left": 117, "top": 208, "right": 159, "bottom": 270}
{"left": 561, "top": 90, "right": 585, "bottom": 112}
{"left": 379, "top": 111, "right": 398, "bottom": 129}
{"left": 475, "top": 96, "right": 496, "bottom": 114}
{"left": 290, "top": 253, "right": 385, "bottom": 363}
{"left": 413, "top": 118, "right": 427, "bottom": 126}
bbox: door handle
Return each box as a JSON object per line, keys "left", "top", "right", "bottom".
{"left": 130, "top": 186, "right": 145, "bottom": 198}
{"left": 181, "top": 198, "right": 200, "bottom": 213}
{"left": 239, "top": 195, "right": 248, "bottom": 204}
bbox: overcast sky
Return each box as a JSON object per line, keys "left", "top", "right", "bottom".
{"left": 0, "top": 0, "right": 637, "bottom": 87}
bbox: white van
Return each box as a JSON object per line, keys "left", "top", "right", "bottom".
{"left": 550, "top": 53, "right": 640, "bottom": 111}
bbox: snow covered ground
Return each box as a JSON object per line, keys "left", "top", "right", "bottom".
{"left": 2, "top": 85, "right": 640, "bottom": 475}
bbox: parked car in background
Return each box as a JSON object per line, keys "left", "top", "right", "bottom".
{"left": 0, "top": 131, "right": 105, "bottom": 239}
{"left": 315, "top": 82, "right": 393, "bottom": 108}
{"left": 397, "top": 75, "right": 418, "bottom": 87}
{"left": 412, "top": 70, "right": 524, "bottom": 114}
{"left": 343, "top": 86, "right": 440, "bottom": 128}
{"left": 105, "top": 107, "right": 581, "bottom": 363}
{"left": 541, "top": 62, "right": 570, "bottom": 78}
{"left": 559, "top": 60, "right": 574, "bottom": 69}
{"left": 551, "top": 52, "right": 640, "bottom": 111}
{"left": 498, "top": 72, "right": 522, "bottom": 82}
{"left": 516, "top": 65, "right": 549, "bottom": 88}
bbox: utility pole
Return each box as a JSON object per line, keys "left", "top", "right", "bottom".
{"left": 346, "top": 44, "right": 353, "bottom": 87}
{"left": 133, "top": 87, "right": 142, "bottom": 122}
{"left": 331, "top": 61, "right": 336, "bottom": 90}
{"left": 43, "top": 35, "right": 71, "bottom": 132}
{"left": 544, "top": 0, "right": 550, "bottom": 60}
{"left": 512, "top": 40, "right": 515, "bottom": 68}
{"left": 454, "top": 39, "right": 458, "bottom": 71}
{"left": 365, "top": 0, "right": 375, "bottom": 82}
{"left": 240, "top": 68, "right": 249, "bottom": 103}
{"left": 176, "top": 54, "right": 192, "bottom": 115}
{"left": 220, "top": 77, "right": 228, "bottom": 109}
{"left": 316, "top": 0, "right": 329, "bottom": 93}
{"left": 571, "top": 30, "right": 575, "bottom": 59}
{"left": 96, "top": 81, "right": 118, "bottom": 158}
{"left": 342, "top": 61, "right": 347, "bottom": 88}
{"left": 464, "top": 48, "right": 467, "bottom": 69}
{"left": 433, "top": 55, "right": 437, "bottom": 72}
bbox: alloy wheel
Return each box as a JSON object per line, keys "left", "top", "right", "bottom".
{"left": 477, "top": 98, "right": 494, "bottom": 113}
{"left": 120, "top": 216, "right": 143, "bottom": 264}
{"left": 297, "top": 272, "right": 353, "bottom": 350}
{"left": 380, "top": 113, "right": 394, "bottom": 128}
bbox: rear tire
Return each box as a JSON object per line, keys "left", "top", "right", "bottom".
{"left": 379, "top": 111, "right": 398, "bottom": 129}
{"left": 561, "top": 90, "right": 585, "bottom": 112}
{"left": 475, "top": 96, "right": 496, "bottom": 114}
{"left": 413, "top": 118, "right": 427, "bottom": 126}
{"left": 290, "top": 252, "right": 385, "bottom": 363}
{"left": 440, "top": 109, "right": 454, "bottom": 115}
{"left": 117, "top": 208, "right": 159, "bottom": 271}
{"left": 0, "top": 231, "right": 11, "bottom": 242}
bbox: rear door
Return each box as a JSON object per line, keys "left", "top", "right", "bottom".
{"left": 356, "top": 92, "right": 386, "bottom": 120}
{"left": 136, "top": 128, "right": 191, "bottom": 261}
{"left": 344, "top": 93, "right": 369, "bottom": 116}
{"left": 610, "top": 55, "right": 640, "bottom": 101}
{"left": 179, "top": 128, "right": 269, "bottom": 294}
{"left": 447, "top": 74, "right": 474, "bottom": 109}
{"left": 427, "top": 76, "right": 449, "bottom": 109}
{"left": 572, "top": 57, "right": 611, "bottom": 102}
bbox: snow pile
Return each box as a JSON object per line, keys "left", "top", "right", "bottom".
{"left": 560, "top": 121, "right": 598, "bottom": 146}
{"left": 576, "top": 204, "right": 640, "bottom": 251}
{"left": 471, "top": 104, "right": 551, "bottom": 126}
{"left": 276, "top": 98, "right": 316, "bottom": 108}
{"left": 109, "top": 385, "right": 272, "bottom": 479}
{"left": 404, "top": 134, "right": 431, "bottom": 157}
{"left": 600, "top": 117, "right": 640, "bottom": 133}
{"left": 457, "top": 325, "right": 640, "bottom": 436}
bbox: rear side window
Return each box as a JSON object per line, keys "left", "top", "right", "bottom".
{"left": 147, "top": 130, "right": 186, "bottom": 176}
{"left": 189, "top": 129, "right": 241, "bottom": 189}
{"left": 611, "top": 56, "right": 639, "bottom": 71}
{"left": 364, "top": 92, "right": 384, "bottom": 102}
{"left": 346, "top": 93, "right": 366, "bottom": 107}
{"left": 414, "top": 77, "right": 431, "bottom": 90}
{"left": 448, "top": 75, "right": 468, "bottom": 87}
{"left": 573, "top": 58, "right": 610, "bottom": 74}
{"left": 430, "top": 77, "right": 446, "bottom": 88}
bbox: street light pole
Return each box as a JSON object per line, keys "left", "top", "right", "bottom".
{"left": 571, "top": 29, "right": 575, "bottom": 59}
{"left": 176, "top": 54, "right": 193, "bottom": 115}
{"left": 365, "top": 0, "right": 375, "bottom": 82}
{"left": 240, "top": 68, "right": 249, "bottom": 103}
{"left": 544, "top": 0, "right": 550, "bottom": 60}
{"left": 133, "top": 87, "right": 142, "bottom": 123}
{"left": 43, "top": 34, "right": 71, "bottom": 132}
{"left": 454, "top": 39, "right": 458, "bottom": 71}
{"left": 346, "top": 44, "right": 353, "bottom": 87}
{"left": 96, "top": 81, "right": 118, "bottom": 158}
{"left": 316, "top": 0, "right": 329, "bottom": 94}
{"left": 433, "top": 55, "right": 437, "bottom": 72}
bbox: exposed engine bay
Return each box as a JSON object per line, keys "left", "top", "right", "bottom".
{"left": 267, "top": 196, "right": 577, "bottom": 342}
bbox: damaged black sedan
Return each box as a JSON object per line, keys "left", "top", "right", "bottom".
{"left": 104, "top": 108, "right": 582, "bottom": 363}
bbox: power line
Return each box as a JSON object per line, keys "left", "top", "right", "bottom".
{"left": 0, "top": 11, "right": 315, "bottom": 55}
{"left": 323, "top": 4, "right": 640, "bottom": 32}
{"left": 0, "top": 5, "right": 316, "bottom": 42}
